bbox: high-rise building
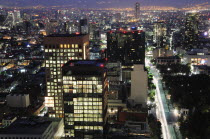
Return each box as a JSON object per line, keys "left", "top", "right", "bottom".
{"left": 79, "top": 19, "right": 89, "bottom": 34}
{"left": 184, "top": 12, "right": 199, "bottom": 50}
{"left": 107, "top": 30, "right": 145, "bottom": 65}
{"left": 44, "top": 34, "right": 89, "bottom": 118}
{"left": 45, "top": 19, "right": 59, "bottom": 35}
{"left": 69, "top": 21, "right": 80, "bottom": 34}
{"left": 153, "top": 22, "right": 167, "bottom": 48}
{"left": 13, "top": 10, "right": 21, "bottom": 23}
{"left": 62, "top": 60, "right": 108, "bottom": 138}
{"left": 134, "top": 2, "right": 140, "bottom": 20}
{"left": 89, "top": 22, "right": 100, "bottom": 40}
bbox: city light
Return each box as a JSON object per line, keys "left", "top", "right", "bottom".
{"left": 204, "top": 32, "right": 208, "bottom": 36}
{"left": 174, "top": 109, "right": 179, "bottom": 116}
{"left": 0, "top": 1, "right": 209, "bottom": 138}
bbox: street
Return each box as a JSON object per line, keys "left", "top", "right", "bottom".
{"left": 146, "top": 58, "right": 178, "bottom": 139}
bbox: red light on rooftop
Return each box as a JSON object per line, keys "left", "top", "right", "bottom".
{"left": 100, "top": 64, "right": 104, "bottom": 68}
{"left": 105, "top": 58, "right": 108, "bottom": 61}
{"left": 70, "top": 63, "right": 74, "bottom": 66}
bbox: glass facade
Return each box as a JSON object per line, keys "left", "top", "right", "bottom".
{"left": 107, "top": 31, "right": 145, "bottom": 65}
{"left": 62, "top": 62, "right": 108, "bottom": 138}
{"left": 44, "top": 42, "right": 87, "bottom": 118}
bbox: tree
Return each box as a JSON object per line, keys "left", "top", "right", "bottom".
{"left": 148, "top": 114, "right": 162, "bottom": 139}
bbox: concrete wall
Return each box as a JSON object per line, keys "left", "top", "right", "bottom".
{"left": 130, "top": 65, "right": 148, "bottom": 107}
{"left": 153, "top": 48, "right": 173, "bottom": 59}
{"left": 6, "top": 94, "right": 30, "bottom": 107}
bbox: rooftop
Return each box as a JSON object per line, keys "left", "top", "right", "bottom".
{"left": 0, "top": 118, "right": 52, "bottom": 135}
{"left": 46, "top": 33, "right": 87, "bottom": 37}
{"left": 62, "top": 60, "right": 107, "bottom": 76}
{"left": 118, "top": 112, "right": 147, "bottom": 122}
{"left": 3, "top": 115, "right": 16, "bottom": 120}
{"left": 187, "top": 48, "right": 209, "bottom": 55}
{"left": 157, "top": 56, "right": 181, "bottom": 59}
{"left": 108, "top": 30, "right": 144, "bottom": 34}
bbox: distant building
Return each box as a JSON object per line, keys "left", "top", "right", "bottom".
{"left": 156, "top": 56, "right": 181, "bottom": 65}
{"left": 6, "top": 94, "right": 30, "bottom": 108}
{"left": 130, "top": 65, "right": 147, "bottom": 107}
{"left": 134, "top": 2, "right": 140, "bottom": 20}
{"left": 192, "top": 65, "right": 210, "bottom": 75}
{"left": 184, "top": 12, "right": 199, "bottom": 50}
{"left": 44, "top": 34, "right": 89, "bottom": 118}
{"left": 46, "top": 19, "right": 59, "bottom": 35}
{"left": 153, "top": 22, "right": 168, "bottom": 48}
{"left": 183, "top": 48, "right": 210, "bottom": 66}
{"left": 62, "top": 60, "right": 108, "bottom": 138}
{"left": 13, "top": 10, "right": 21, "bottom": 24}
{"left": 0, "top": 117, "right": 64, "bottom": 139}
{"left": 153, "top": 47, "right": 173, "bottom": 59}
{"left": 79, "top": 19, "right": 89, "bottom": 34}
{"left": 89, "top": 22, "right": 99, "bottom": 40}
{"left": 115, "top": 13, "right": 121, "bottom": 22}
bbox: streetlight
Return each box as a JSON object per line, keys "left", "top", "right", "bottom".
{"left": 174, "top": 108, "right": 179, "bottom": 116}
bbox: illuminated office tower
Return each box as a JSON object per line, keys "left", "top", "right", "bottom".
{"left": 153, "top": 22, "right": 167, "bottom": 48}
{"left": 14, "top": 10, "right": 21, "bottom": 23}
{"left": 184, "top": 12, "right": 199, "bottom": 50}
{"left": 134, "top": 2, "right": 140, "bottom": 20}
{"left": 89, "top": 22, "right": 100, "bottom": 40}
{"left": 44, "top": 34, "right": 89, "bottom": 118}
{"left": 62, "top": 60, "right": 108, "bottom": 138}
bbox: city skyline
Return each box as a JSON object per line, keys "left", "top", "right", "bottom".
{"left": 0, "top": 0, "right": 209, "bottom": 8}
{"left": 0, "top": 1, "right": 209, "bottom": 138}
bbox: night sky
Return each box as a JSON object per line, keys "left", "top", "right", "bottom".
{"left": 0, "top": 0, "right": 209, "bottom": 8}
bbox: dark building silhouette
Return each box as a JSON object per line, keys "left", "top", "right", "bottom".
{"left": 79, "top": 19, "right": 89, "bottom": 34}
{"left": 184, "top": 12, "right": 199, "bottom": 50}
{"left": 107, "top": 30, "right": 145, "bottom": 65}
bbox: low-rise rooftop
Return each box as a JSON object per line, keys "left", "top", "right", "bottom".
{"left": 0, "top": 118, "right": 52, "bottom": 135}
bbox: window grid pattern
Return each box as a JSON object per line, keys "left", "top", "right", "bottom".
{"left": 45, "top": 44, "right": 83, "bottom": 118}
{"left": 63, "top": 76, "right": 104, "bottom": 138}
